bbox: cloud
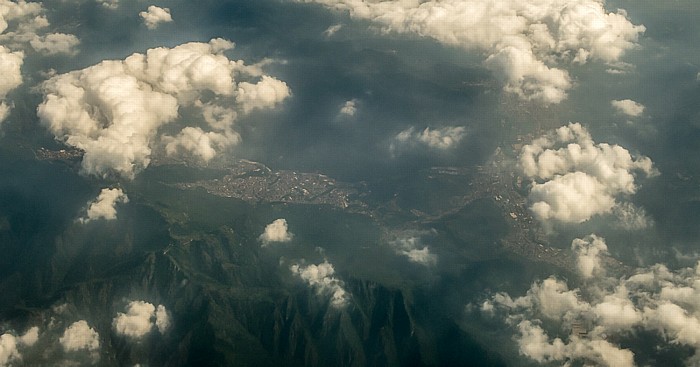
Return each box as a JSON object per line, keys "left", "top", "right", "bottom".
{"left": 481, "top": 235, "right": 700, "bottom": 366}
{"left": 259, "top": 219, "right": 293, "bottom": 246}
{"left": 0, "top": 327, "right": 40, "bottom": 366}
{"left": 236, "top": 75, "right": 291, "bottom": 114}
{"left": 0, "top": 334, "right": 21, "bottom": 367}
{"left": 154, "top": 305, "right": 171, "bottom": 334}
{"left": 0, "top": 46, "right": 23, "bottom": 125}
{"left": 59, "top": 321, "right": 100, "bottom": 352}
{"left": 38, "top": 39, "right": 290, "bottom": 179}
{"left": 294, "top": 0, "right": 644, "bottom": 104}
{"left": 29, "top": 33, "right": 80, "bottom": 56}
{"left": 571, "top": 234, "right": 608, "bottom": 279}
{"left": 388, "top": 235, "right": 437, "bottom": 266}
{"left": 611, "top": 99, "right": 645, "bottom": 117}
{"left": 323, "top": 24, "right": 342, "bottom": 37}
{"left": 0, "top": 1, "right": 80, "bottom": 55}
{"left": 612, "top": 202, "right": 653, "bottom": 230}
{"left": 519, "top": 122, "right": 656, "bottom": 224}
{"left": 290, "top": 260, "right": 349, "bottom": 307}
{"left": 80, "top": 188, "right": 128, "bottom": 223}
{"left": 97, "top": 0, "right": 119, "bottom": 10}
{"left": 392, "top": 126, "right": 466, "bottom": 153}
{"left": 112, "top": 301, "right": 171, "bottom": 339}
{"left": 515, "top": 320, "right": 635, "bottom": 367}
{"left": 140, "top": 6, "right": 173, "bottom": 30}
{"left": 0, "top": 0, "right": 50, "bottom": 126}
{"left": 18, "top": 327, "right": 38, "bottom": 347}
{"left": 338, "top": 99, "right": 357, "bottom": 116}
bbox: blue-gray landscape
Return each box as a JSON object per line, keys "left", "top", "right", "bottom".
{"left": 0, "top": 0, "right": 699, "bottom": 366}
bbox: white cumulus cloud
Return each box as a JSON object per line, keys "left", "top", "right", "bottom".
{"left": 571, "top": 234, "right": 608, "bottom": 279}
{"left": 481, "top": 235, "right": 700, "bottom": 367}
{"left": 0, "top": 327, "right": 40, "bottom": 366}
{"left": 59, "top": 320, "right": 100, "bottom": 352}
{"left": 140, "top": 6, "right": 173, "bottom": 30}
{"left": 0, "top": 334, "right": 21, "bottom": 367}
{"left": 388, "top": 235, "right": 437, "bottom": 266}
{"left": 290, "top": 260, "right": 349, "bottom": 307}
{"left": 18, "top": 327, "right": 38, "bottom": 347}
{"left": 611, "top": 99, "right": 645, "bottom": 117}
{"left": 338, "top": 99, "right": 357, "bottom": 116}
{"left": 392, "top": 126, "right": 466, "bottom": 153}
{"left": 38, "top": 39, "right": 290, "bottom": 179}
{"left": 294, "top": 0, "right": 644, "bottom": 104}
{"left": 0, "top": 1, "right": 80, "bottom": 56}
{"left": 96, "top": 0, "right": 119, "bottom": 9}
{"left": 0, "top": 45, "right": 23, "bottom": 126}
{"left": 113, "top": 301, "right": 171, "bottom": 339}
{"left": 519, "top": 122, "right": 656, "bottom": 224}
{"left": 81, "top": 188, "right": 128, "bottom": 223}
{"left": 259, "top": 219, "right": 293, "bottom": 246}
{"left": 29, "top": 33, "right": 80, "bottom": 56}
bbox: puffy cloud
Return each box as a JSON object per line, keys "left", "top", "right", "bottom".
{"left": 294, "top": 0, "right": 644, "bottom": 104}
{"left": 0, "top": 334, "right": 21, "bottom": 367}
{"left": 29, "top": 33, "right": 80, "bottom": 56}
{"left": 611, "top": 99, "right": 645, "bottom": 117}
{"left": 0, "top": 45, "right": 22, "bottom": 125}
{"left": 338, "top": 99, "right": 357, "bottom": 116}
{"left": 140, "top": 6, "right": 173, "bottom": 30}
{"left": 155, "top": 305, "right": 171, "bottom": 334}
{"left": 113, "top": 301, "right": 171, "bottom": 339}
{"left": 593, "top": 288, "right": 642, "bottom": 330}
{"left": 18, "top": 327, "right": 38, "bottom": 347}
{"left": 392, "top": 126, "right": 466, "bottom": 153}
{"left": 529, "top": 171, "right": 615, "bottom": 223}
{"left": 38, "top": 39, "right": 290, "bottom": 179}
{"left": 97, "top": 0, "right": 119, "bottom": 10}
{"left": 0, "top": 327, "right": 39, "bottom": 366}
{"left": 259, "top": 219, "right": 293, "bottom": 246}
{"left": 482, "top": 235, "right": 700, "bottom": 366}
{"left": 571, "top": 234, "right": 608, "bottom": 278}
{"left": 236, "top": 75, "right": 291, "bottom": 114}
{"left": 0, "top": 1, "right": 79, "bottom": 55}
{"left": 80, "top": 188, "right": 128, "bottom": 223}
{"left": 520, "top": 122, "right": 656, "bottom": 224}
{"left": 290, "top": 260, "right": 349, "bottom": 307}
{"left": 388, "top": 235, "right": 437, "bottom": 266}
{"left": 0, "top": 0, "right": 40, "bottom": 125}
{"left": 516, "top": 320, "right": 635, "bottom": 367}
{"left": 164, "top": 127, "right": 239, "bottom": 162}
{"left": 0, "top": 0, "right": 44, "bottom": 36}
{"left": 59, "top": 320, "right": 100, "bottom": 352}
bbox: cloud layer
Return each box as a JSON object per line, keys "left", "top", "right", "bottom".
{"left": 519, "top": 122, "right": 656, "bottom": 223}
{"left": 38, "top": 39, "right": 290, "bottom": 179}
{"left": 295, "top": 0, "right": 644, "bottom": 104}
{"left": 482, "top": 235, "right": 700, "bottom": 367}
